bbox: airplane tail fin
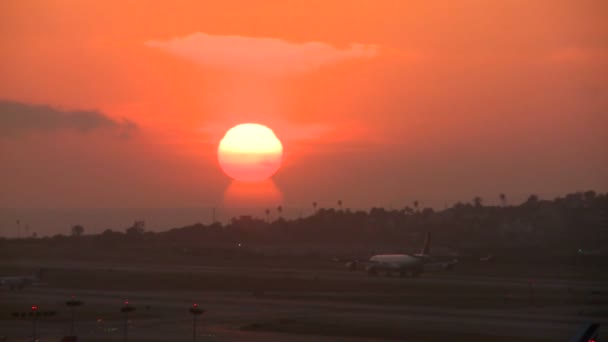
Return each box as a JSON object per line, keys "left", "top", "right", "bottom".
{"left": 421, "top": 232, "right": 431, "bottom": 255}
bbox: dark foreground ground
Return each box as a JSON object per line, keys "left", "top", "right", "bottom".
{"left": 1, "top": 256, "right": 606, "bottom": 341}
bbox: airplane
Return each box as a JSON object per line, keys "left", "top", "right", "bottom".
{"left": 344, "top": 233, "right": 458, "bottom": 277}
{"left": 577, "top": 248, "right": 602, "bottom": 256}
{"left": 0, "top": 268, "right": 45, "bottom": 290}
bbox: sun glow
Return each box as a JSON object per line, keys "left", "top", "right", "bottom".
{"left": 217, "top": 123, "right": 283, "bottom": 182}
{"left": 223, "top": 180, "right": 283, "bottom": 208}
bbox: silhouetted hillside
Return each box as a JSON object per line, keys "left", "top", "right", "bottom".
{"left": 1, "top": 191, "right": 606, "bottom": 264}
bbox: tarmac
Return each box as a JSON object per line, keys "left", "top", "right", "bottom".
{"left": 1, "top": 260, "right": 606, "bottom": 341}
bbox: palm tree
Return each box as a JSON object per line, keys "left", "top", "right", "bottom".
{"left": 265, "top": 208, "right": 270, "bottom": 223}
{"left": 337, "top": 200, "right": 343, "bottom": 210}
{"left": 473, "top": 196, "right": 483, "bottom": 208}
{"left": 499, "top": 193, "right": 507, "bottom": 207}
{"left": 277, "top": 205, "right": 283, "bottom": 218}
{"left": 413, "top": 200, "right": 419, "bottom": 212}
{"left": 71, "top": 225, "right": 84, "bottom": 237}
{"left": 312, "top": 201, "right": 318, "bottom": 214}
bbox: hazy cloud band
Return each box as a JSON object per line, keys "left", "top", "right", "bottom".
{"left": 0, "top": 100, "right": 137, "bottom": 138}
{"left": 146, "top": 32, "right": 379, "bottom": 75}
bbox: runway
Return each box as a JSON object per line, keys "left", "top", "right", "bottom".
{"left": 1, "top": 260, "right": 606, "bottom": 341}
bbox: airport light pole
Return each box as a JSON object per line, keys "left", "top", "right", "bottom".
{"left": 189, "top": 303, "right": 205, "bottom": 342}
{"left": 66, "top": 297, "right": 84, "bottom": 336}
{"left": 11, "top": 307, "right": 55, "bottom": 341}
{"left": 121, "top": 301, "right": 136, "bottom": 342}
{"left": 30, "top": 305, "right": 39, "bottom": 341}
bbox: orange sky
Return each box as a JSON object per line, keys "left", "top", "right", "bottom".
{"left": 1, "top": 0, "right": 607, "bottom": 210}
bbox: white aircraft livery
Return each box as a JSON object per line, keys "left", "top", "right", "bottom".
{"left": 346, "top": 233, "right": 457, "bottom": 277}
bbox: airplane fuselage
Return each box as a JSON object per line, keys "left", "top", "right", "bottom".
{"left": 344, "top": 233, "right": 456, "bottom": 277}
{"left": 367, "top": 254, "right": 424, "bottom": 276}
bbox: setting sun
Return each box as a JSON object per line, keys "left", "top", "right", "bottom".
{"left": 1, "top": 2, "right": 606, "bottom": 341}
{"left": 217, "top": 123, "right": 283, "bottom": 182}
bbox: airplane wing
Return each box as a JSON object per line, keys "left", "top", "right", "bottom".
{"left": 422, "top": 259, "right": 458, "bottom": 271}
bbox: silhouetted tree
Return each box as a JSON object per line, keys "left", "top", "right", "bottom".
{"left": 473, "top": 196, "right": 483, "bottom": 208}
{"left": 71, "top": 225, "right": 84, "bottom": 237}
{"left": 312, "top": 201, "right": 317, "bottom": 213}
{"left": 527, "top": 194, "right": 539, "bottom": 203}
{"left": 403, "top": 206, "right": 414, "bottom": 215}
{"left": 126, "top": 221, "right": 145, "bottom": 239}
{"left": 337, "top": 200, "right": 343, "bottom": 210}
{"left": 277, "top": 205, "right": 283, "bottom": 219}
{"left": 584, "top": 190, "right": 596, "bottom": 202}
{"left": 101, "top": 229, "right": 122, "bottom": 241}
{"left": 413, "top": 200, "right": 419, "bottom": 212}
{"left": 452, "top": 202, "right": 467, "bottom": 210}
{"left": 421, "top": 207, "right": 435, "bottom": 217}
{"left": 499, "top": 193, "right": 507, "bottom": 207}
{"left": 6, "top": 190, "right": 605, "bottom": 252}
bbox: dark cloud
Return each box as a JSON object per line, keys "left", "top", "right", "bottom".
{"left": 0, "top": 100, "right": 137, "bottom": 138}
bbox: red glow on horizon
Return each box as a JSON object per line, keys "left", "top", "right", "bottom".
{"left": 223, "top": 180, "right": 283, "bottom": 209}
